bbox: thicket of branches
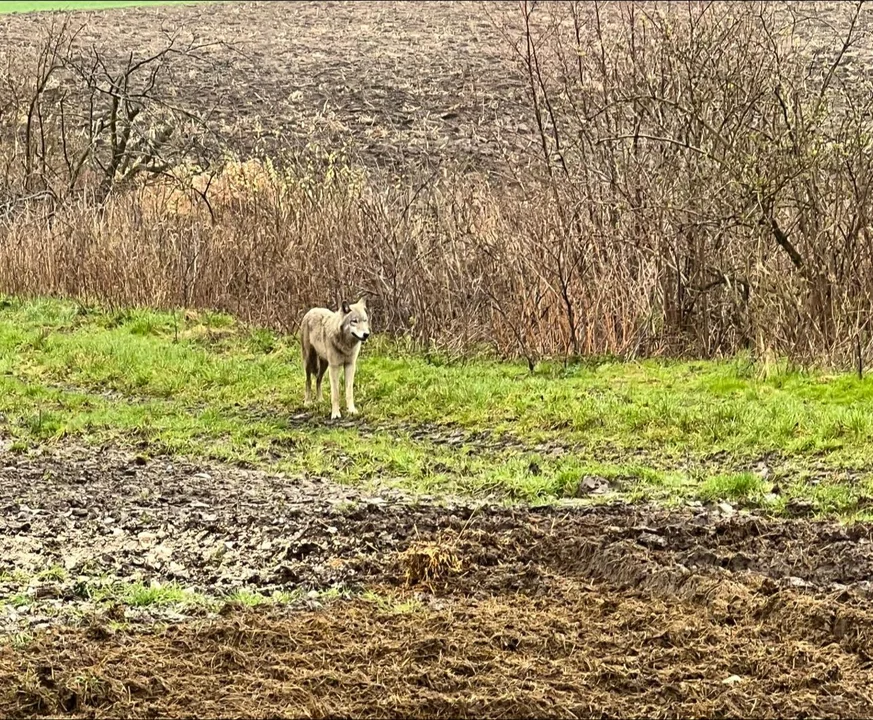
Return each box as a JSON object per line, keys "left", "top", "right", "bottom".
{"left": 493, "top": 0, "right": 873, "bottom": 367}
{"left": 1, "top": 3, "right": 872, "bottom": 369}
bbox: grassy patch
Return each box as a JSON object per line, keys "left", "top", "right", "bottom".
{"left": 224, "top": 588, "right": 308, "bottom": 607}
{"left": 699, "top": 472, "right": 771, "bottom": 505}
{"left": 7, "top": 633, "right": 32, "bottom": 650}
{"left": 123, "top": 581, "right": 193, "bottom": 608}
{"left": 1, "top": 296, "right": 873, "bottom": 514}
{"left": 0, "top": 1, "right": 197, "bottom": 13}
{"left": 64, "top": 577, "right": 206, "bottom": 608}
{"left": 0, "top": 567, "right": 352, "bottom": 620}
{"left": 36, "top": 566, "right": 69, "bottom": 583}
{"left": 9, "top": 594, "right": 30, "bottom": 609}
{"left": 361, "top": 590, "right": 425, "bottom": 614}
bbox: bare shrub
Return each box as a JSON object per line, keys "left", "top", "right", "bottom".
{"left": 492, "top": 0, "right": 873, "bottom": 365}
{"left": 0, "top": 17, "right": 221, "bottom": 218}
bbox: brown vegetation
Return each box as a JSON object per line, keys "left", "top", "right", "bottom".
{"left": 5, "top": 585, "right": 873, "bottom": 719}
{"left": 1, "top": 1, "right": 873, "bottom": 367}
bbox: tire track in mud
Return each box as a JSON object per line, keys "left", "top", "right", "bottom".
{"left": 2, "top": 442, "right": 873, "bottom": 627}
{"left": 3, "top": 443, "right": 873, "bottom": 717}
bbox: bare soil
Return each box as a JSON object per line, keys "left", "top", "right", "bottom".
{"left": 1, "top": 1, "right": 866, "bottom": 183}
{"left": 1, "top": 442, "right": 873, "bottom": 717}
{"left": 0, "top": 1, "right": 532, "bottom": 180}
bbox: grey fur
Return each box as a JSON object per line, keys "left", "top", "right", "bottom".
{"left": 300, "top": 298, "right": 371, "bottom": 419}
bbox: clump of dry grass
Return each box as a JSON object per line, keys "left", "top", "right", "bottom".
{"left": 400, "top": 539, "right": 464, "bottom": 589}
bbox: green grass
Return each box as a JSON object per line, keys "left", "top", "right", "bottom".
{"left": 699, "top": 472, "right": 770, "bottom": 505}
{"left": 2, "top": 295, "right": 873, "bottom": 515}
{"left": 226, "top": 589, "right": 273, "bottom": 607}
{"left": 0, "top": 1, "right": 196, "bottom": 13}
{"left": 8, "top": 632, "right": 32, "bottom": 650}
{"left": 361, "top": 590, "right": 424, "bottom": 614}
{"left": 0, "top": 569, "right": 350, "bottom": 623}
{"left": 123, "top": 581, "right": 193, "bottom": 608}
{"left": 36, "top": 566, "right": 69, "bottom": 582}
{"left": 9, "top": 594, "right": 30, "bottom": 609}
{"left": 4, "top": 567, "right": 348, "bottom": 612}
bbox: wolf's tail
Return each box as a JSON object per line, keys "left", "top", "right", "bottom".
{"left": 300, "top": 316, "right": 311, "bottom": 366}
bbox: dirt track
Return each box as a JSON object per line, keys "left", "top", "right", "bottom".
{"left": 2, "top": 443, "right": 873, "bottom": 717}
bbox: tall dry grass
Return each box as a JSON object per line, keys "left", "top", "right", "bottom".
{"left": 2, "top": 2, "right": 873, "bottom": 368}
{"left": 0, "top": 157, "right": 649, "bottom": 362}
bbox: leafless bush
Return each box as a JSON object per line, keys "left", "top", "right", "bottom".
{"left": 491, "top": 0, "right": 873, "bottom": 365}
{"left": 0, "top": 17, "right": 221, "bottom": 218}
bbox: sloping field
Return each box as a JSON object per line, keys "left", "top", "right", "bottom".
{"left": 0, "top": 1, "right": 528, "bottom": 178}
{"left": 0, "top": 0, "right": 866, "bottom": 181}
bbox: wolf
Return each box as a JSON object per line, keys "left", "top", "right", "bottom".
{"left": 300, "top": 297, "right": 371, "bottom": 419}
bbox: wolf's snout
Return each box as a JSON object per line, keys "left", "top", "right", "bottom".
{"left": 361, "top": 332, "right": 371, "bottom": 341}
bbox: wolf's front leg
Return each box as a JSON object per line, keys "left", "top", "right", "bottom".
{"left": 328, "top": 364, "right": 342, "bottom": 419}
{"left": 345, "top": 362, "right": 357, "bottom": 415}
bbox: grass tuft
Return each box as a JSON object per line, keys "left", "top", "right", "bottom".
{"left": 700, "top": 472, "right": 770, "bottom": 504}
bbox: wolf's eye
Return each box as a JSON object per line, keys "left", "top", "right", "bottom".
{"left": 351, "top": 319, "right": 358, "bottom": 324}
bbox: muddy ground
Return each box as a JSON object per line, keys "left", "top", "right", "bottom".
{"left": 1, "top": 441, "right": 873, "bottom": 717}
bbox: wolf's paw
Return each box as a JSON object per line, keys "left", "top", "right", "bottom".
{"left": 347, "top": 405, "right": 358, "bottom": 416}
{"left": 331, "top": 410, "right": 342, "bottom": 420}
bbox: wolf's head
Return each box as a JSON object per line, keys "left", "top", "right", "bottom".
{"left": 341, "top": 297, "right": 371, "bottom": 342}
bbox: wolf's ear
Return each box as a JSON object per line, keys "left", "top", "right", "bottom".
{"left": 341, "top": 300, "right": 351, "bottom": 314}
{"left": 357, "top": 296, "right": 367, "bottom": 310}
